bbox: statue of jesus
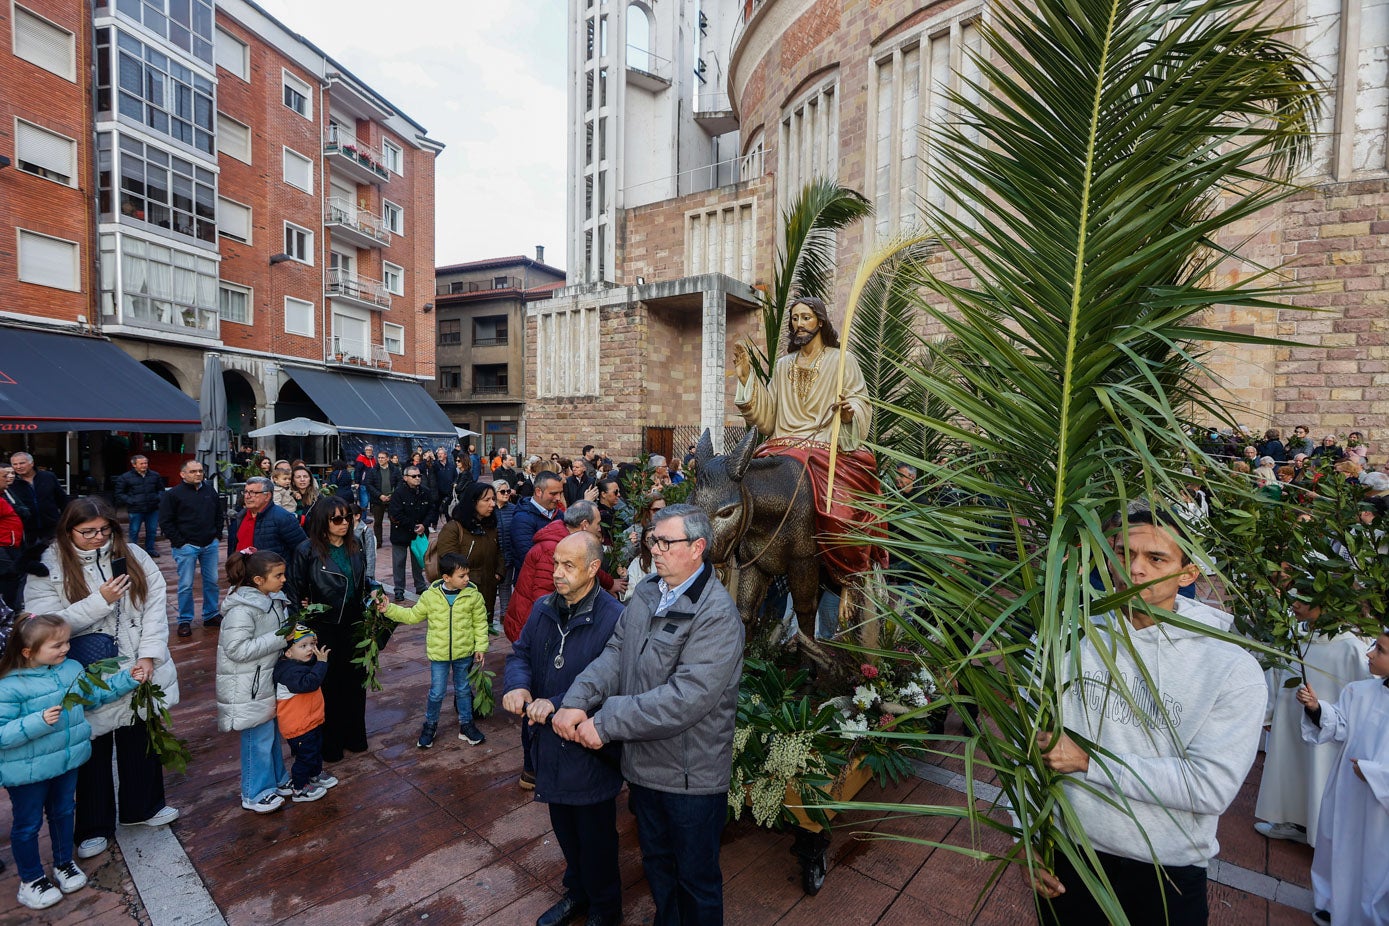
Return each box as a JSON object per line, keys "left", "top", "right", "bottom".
{"left": 733, "top": 296, "right": 885, "bottom": 582}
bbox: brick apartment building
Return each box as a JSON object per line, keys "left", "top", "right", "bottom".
{"left": 1, "top": 0, "right": 446, "bottom": 487}
{"left": 526, "top": 0, "right": 1389, "bottom": 460}
{"left": 431, "top": 250, "right": 565, "bottom": 455}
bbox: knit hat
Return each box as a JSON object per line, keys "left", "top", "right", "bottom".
{"left": 284, "top": 624, "right": 317, "bottom": 646}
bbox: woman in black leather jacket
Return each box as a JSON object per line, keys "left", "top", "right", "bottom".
{"left": 290, "top": 497, "right": 371, "bottom": 762}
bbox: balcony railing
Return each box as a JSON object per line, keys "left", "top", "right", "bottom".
{"left": 328, "top": 338, "right": 393, "bottom": 371}
{"left": 435, "top": 277, "right": 524, "bottom": 296}
{"left": 324, "top": 125, "right": 390, "bottom": 182}
{"left": 325, "top": 267, "right": 391, "bottom": 309}
{"left": 324, "top": 197, "right": 392, "bottom": 247}
{"left": 472, "top": 384, "right": 510, "bottom": 395}
{"left": 472, "top": 335, "right": 509, "bottom": 347}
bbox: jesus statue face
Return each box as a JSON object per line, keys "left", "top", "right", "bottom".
{"left": 789, "top": 304, "right": 822, "bottom": 350}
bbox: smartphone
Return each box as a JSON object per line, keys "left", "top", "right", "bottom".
{"left": 111, "top": 556, "right": 128, "bottom": 579}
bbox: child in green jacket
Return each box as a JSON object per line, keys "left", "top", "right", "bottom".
{"left": 378, "top": 553, "right": 488, "bottom": 748}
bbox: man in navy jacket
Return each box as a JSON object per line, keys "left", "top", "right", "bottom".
{"left": 228, "top": 477, "right": 307, "bottom": 562}
{"left": 510, "top": 471, "right": 563, "bottom": 566}
{"left": 503, "top": 531, "right": 624, "bottom": 926}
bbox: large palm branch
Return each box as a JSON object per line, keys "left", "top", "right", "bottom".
{"left": 836, "top": 0, "right": 1320, "bottom": 920}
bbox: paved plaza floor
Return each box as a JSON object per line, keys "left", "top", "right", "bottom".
{"left": 0, "top": 536, "right": 1318, "bottom": 925}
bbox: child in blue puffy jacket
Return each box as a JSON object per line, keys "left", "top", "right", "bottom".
{"left": 0, "top": 613, "right": 139, "bottom": 911}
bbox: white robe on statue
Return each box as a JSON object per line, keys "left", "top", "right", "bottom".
{"left": 1301, "top": 678, "right": 1389, "bottom": 923}
{"left": 735, "top": 347, "right": 871, "bottom": 451}
{"left": 1255, "top": 631, "right": 1371, "bottom": 844}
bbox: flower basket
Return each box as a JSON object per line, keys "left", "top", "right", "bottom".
{"left": 782, "top": 755, "right": 873, "bottom": 834}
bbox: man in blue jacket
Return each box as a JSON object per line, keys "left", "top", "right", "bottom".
{"left": 510, "top": 471, "right": 563, "bottom": 566}
{"left": 112, "top": 454, "right": 165, "bottom": 557}
{"left": 503, "top": 531, "right": 624, "bottom": 926}
{"left": 227, "top": 477, "right": 306, "bottom": 562}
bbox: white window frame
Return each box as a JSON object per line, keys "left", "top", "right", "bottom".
{"left": 284, "top": 296, "right": 315, "bottom": 337}
{"left": 382, "top": 261, "right": 404, "bottom": 295}
{"left": 283, "top": 221, "right": 313, "bottom": 265}
{"left": 282, "top": 146, "right": 313, "bottom": 193}
{"left": 217, "top": 113, "right": 252, "bottom": 164}
{"left": 14, "top": 119, "right": 77, "bottom": 186}
{"left": 13, "top": 5, "right": 76, "bottom": 82}
{"left": 282, "top": 69, "right": 312, "bottom": 120}
{"left": 218, "top": 196, "right": 252, "bottom": 244}
{"left": 218, "top": 281, "right": 253, "bottom": 325}
{"left": 214, "top": 27, "right": 249, "bottom": 81}
{"left": 382, "top": 199, "right": 403, "bottom": 235}
{"left": 17, "top": 228, "right": 80, "bottom": 291}
{"left": 382, "top": 138, "right": 403, "bottom": 175}
{"left": 383, "top": 322, "right": 405, "bottom": 355}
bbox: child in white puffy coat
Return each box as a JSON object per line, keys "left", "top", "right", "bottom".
{"left": 217, "top": 550, "right": 293, "bottom": 813}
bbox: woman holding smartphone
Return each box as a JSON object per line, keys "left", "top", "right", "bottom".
{"left": 24, "top": 497, "right": 181, "bottom": 861}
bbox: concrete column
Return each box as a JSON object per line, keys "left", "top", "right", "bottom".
{"left": 700, "top": 286, "right": 727, "bottom": 453}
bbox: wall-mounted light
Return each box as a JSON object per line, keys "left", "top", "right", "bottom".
{"left": 268, "top": 253, "right": 294, "bottom": 265}
{"left": 0, "top": 155, "right": 10, "bottom": 170}
{"left": 423, "top": 302, "right": 434, "bottom": 313}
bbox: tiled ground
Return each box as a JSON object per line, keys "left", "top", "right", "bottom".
{"left": 0, "top": 536, "right": 1315, "bottom": 925}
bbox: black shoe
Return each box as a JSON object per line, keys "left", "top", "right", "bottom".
{"left": 177, "top": 623, "right": 192, "bottom": 638}
{"left": 585, "top": 913, "right": 622, "bottom": 926}
{"left": 415, "top": 587, "right": 427, "bottom": 596}
{"left": 418, "top": 722, "right": 438, "bottom": 748}
{"left": 202, "top": 614, "right": 222, "bottom": 628}
{"left": 321, "top": 749, "right": 344, "bottom": 763}
{"left": 536, "top": 895, "right": 588, "bottom": 926}
{"left": 344, "top": 741, "right": 369, "bottom": 754}
{"left": 393, "top": 591, "right": 406, "bottom": 603}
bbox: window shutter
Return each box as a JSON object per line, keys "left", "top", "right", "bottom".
{"left": 284, "top": 149, "right": 312, "bottom": 192}
{"left": 218, "top": 115, "right": 251, "bottom": 162}
{"left": 14, "top": 7, "right": 75, "bottom": 80}
{"left": 16, "top": 121, "right": 75, "bottom": 181}
{"left": 18, "top": 231, "right": 78, "bottom": 290}
{"left": 218, "top": 198, "right": 251, "bottom": 242}
{"left": 214, "top": 28, "right": 248, "bottom": 80}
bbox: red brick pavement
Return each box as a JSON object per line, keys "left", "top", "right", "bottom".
{"left": 0, "top": 537, "right": 1314, "bottom": 925}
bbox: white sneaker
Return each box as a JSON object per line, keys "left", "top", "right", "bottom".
{"left": 76, "top": 837, "right": 108, "bottom": 860}
{"left": 132, "top": 806, "right": 180, "bottom": 827}
{"left": 1254, "top": 821, "right": 1307, "bottom": 844}
{"left": 17, "top": 875, "right": 62, "bottom": 910}
{"left": 241, "top": 793, "right": 285, "bottom": 814}
{"left": 275, "top": 783, "right": 294, "bottom": 797}
{"left": 291, "top": 785, "right": 327, "bottom": 803}
{"left": 309, "top": 774, "right": 338, "bottom": 790}
{"left": 52, "top": 861, "right": 88, "bottom": 894}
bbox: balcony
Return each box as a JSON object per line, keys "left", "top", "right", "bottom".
{"left": 328, "top": 337, "right": 393, "bottom": 371}
{"left": 324, "top": 125, "right": 390, "bottom": 184}
{"left": 325, "top": 268, "right": 392, "bottom": 310}
{"left": 694, "top": 90, "right": 738, "bottom": 135}
{"left": 324, "top": 198, "right": 392, "bottom": 249}
{"left": 435, "top": 276, "right": 523, "bottom": 296}
{"left": 472, "top": 384, "right": 510, "bottom": 396}
{"left": 626, "top": 45, "right": 672, "bottom": 92}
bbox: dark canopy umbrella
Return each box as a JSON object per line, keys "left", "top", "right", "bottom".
{"left": 196, "top": 353, "right": 230, "bottom": 491}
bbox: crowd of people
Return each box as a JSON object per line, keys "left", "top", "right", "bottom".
{"left": 1, "top": 417, "right": 1387, "bottom": 923}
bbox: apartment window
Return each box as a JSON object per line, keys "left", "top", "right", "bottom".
{"left": 438, "top": 366, "right": 462, "bottom": 390}
{"left": 218, "top": 282, "right": 252, "bottom": 325}
{"left": 283, "top": 147, "right": 313, "bottom": 193}
{"left": 383, "top": 323, "right": 405, "bottom": 354}
{"left": 778, "top": 80, "right": 839, "bottom": 219}
{"left": 14, "top": 6, "right": 75, "bottom": 80}
{"left": 473, "top": 315, "right": 508, "bottom": 346}
{"left": 214, "top": 27, "right": 248, "bottom": 80}
{"left": 15, "top": 121, "right": 76, "bottom": 185}
{"left": 473, "top": 364, "right": 509, "bottom": 394}
{"left": 382, "top": 261, "right": 404, "bottom": 296}
{"left": 107, "top": 134, "right": 217, "bottom": 244}
{"left": 382, "top": 200, "right": 403, "bottom": 234}
{"left": 283, "top": 222, "right": 313, "bottom": 264}
{"left": 283, "top": 70, "right": 312, "bottom": 119}
{"left": 95, "top": 29, "right": 215, "bottom": 154}
{"left": 382, "top": 139, "right": 403, "bottom": 175}
{"left": 438, "top": 319, "right": 461, "bottom": 345}
{"left": 106, "top": 235, "right": 218, "bottom": 332}
{"left": 218, "top": 197, "right": 251, "bottom": 243}
{"left": 284, "top": 296, "right": 314, "bottom": 336}
{"left": 217, "top": 114, "right": 251, "bottom": 163}
{"left": 17, "top": 230, "right": 79, "bottom": 291}
{"left": 112, "top": 0, "right": 214, "bottom": 63}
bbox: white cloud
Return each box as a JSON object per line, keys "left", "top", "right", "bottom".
{"left": 254, "top": 0, "right": 570, "bottom": 272}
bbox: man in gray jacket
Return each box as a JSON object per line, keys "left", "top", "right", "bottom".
{"left": 555, "top": 504, "right": 743, "bottom": 926}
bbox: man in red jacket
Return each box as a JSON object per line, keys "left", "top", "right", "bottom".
{"left": 504, "top": 501, "right": 626, "bottom": 643}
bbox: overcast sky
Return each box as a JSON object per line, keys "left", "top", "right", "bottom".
{"left": 256, "top": 0, "right": 569, "bottom": 271}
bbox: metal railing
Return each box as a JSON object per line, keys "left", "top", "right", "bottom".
{"left": 328, "top": 338, "right": 393, "bottom": 371}
{"left": 323, "top": 125, "right": 390, "bottom": 181}
{"left": 472, "top": 383, "right": 510, "bottom": 395}
{"left": 324, "top": 197, "right": 392, "bottom": 246}
{"left": 325, "top": 267, "right": 391, "bottom": 308}
{"left": 435, "top": 277, "right": 523, "bottom": 296}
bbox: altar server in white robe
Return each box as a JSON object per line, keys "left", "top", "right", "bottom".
{"left": 1297, "top": 630, "right": 1389, "bottom": 926}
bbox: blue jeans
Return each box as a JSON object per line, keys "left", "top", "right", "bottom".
{"left": 6, "top": 769, "right": 79, "bottom": 882}
{"left": 128, "top": 510, "right": 159, "bottom": 553}
{"left": 425, "top": 658, "right": 473, "bottom": 725}
{"left": 239, "top": 718, "right": 288, "bottom": 803}
{"left": 628, "top": 784, "right": 727, "bottom": 926}
{"left": 173, "top": 540, "right": 220, "bottom": 623}
{"left": 358, "top": 483, "right": 371, "bottom": 513}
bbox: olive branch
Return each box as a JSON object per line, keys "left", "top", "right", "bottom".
{"left": 59, "top": 658, "right": 123, "bottom": 710}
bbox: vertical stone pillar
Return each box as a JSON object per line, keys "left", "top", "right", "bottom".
{"left": 701, "top": 285, "right": 728, "bottom": 453}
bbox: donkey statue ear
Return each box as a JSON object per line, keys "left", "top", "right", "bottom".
{"left": 728, "top": 428, "right": 758, "bottom": 482}
{"left": 695, "top": 429, "right": 715, "bottom": 474}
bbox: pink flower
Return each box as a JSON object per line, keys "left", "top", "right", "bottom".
{"left": 861, "top": 664, "right": 879, "bottom": 679}
{"left": 877, "top": 713, "right": 894, "bottom": 728}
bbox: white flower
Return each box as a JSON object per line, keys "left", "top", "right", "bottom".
{"left": 838, "top": 714, "right": 869, "bottom": 740}
{"left": 852, "top": 684, "right": 880, "bottom": 712}
{"left": 897, "top": 681, "right": 928, "bottom": 708}
{"left": 916, "top": 668, "right": 939, "bottom": 697}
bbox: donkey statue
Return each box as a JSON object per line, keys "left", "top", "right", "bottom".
{"left": 689, "top": 428, "right": 827, "bottom": 649}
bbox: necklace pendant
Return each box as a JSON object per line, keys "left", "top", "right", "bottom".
{"left": 553, "top": 654, "right": 565, "bottom": 670}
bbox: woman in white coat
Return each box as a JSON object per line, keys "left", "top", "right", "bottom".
{"left": 25, "top": 497, "right": 180, "bottom": 860}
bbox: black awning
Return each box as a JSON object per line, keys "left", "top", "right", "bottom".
{"left": 283, "top": 366, "right": 456, "bottom": 438}
{"left": 0, "top": 328, "right": 201, "bottom": 433}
